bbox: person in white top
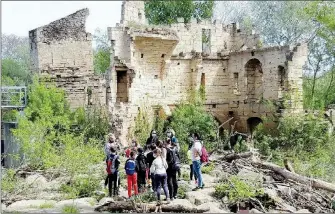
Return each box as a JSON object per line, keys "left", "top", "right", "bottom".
{"left": 150, "top": 147, "right": 170, "bottom": 204}
{"left": 191, "top": 133, "right": 204, "bottom": 191}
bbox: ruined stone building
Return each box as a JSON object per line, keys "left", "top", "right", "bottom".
{"left": 29, "top": 1, "right": 308, "bottom": 145}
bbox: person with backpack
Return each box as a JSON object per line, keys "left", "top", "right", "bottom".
{"left": 125, "top": 151, "right": 138, "bottom": 198}
{"left": 106, "top": 147, "right": 120, "bottom": 197}
{"left": 150, "top": 148, "right": 170, "bottom": 204}
{"left": 166, "top": 139, "right": 179, "bottom": 200}
{"left": 192, "top": 133, "right": 204, "bottom": 191}
{"left": 166, "top": 128, "right": 181, "bottom": 180}
{"left": 200, "top": 141, "right": 209, "bottom": 165}
{"left": 146, "top": 143, "right": 157, "bottom": 191}
{"left": 135, "top": 147, "right": 147, "bottom": 193}
{"left": 104, "top": 133, "right": 116, "bottom": 188}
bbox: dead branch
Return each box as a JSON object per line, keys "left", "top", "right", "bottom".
{"left": 222, "top": 152, "right": 253, "bottom": 162}
{"left": 252, "top": 161, "right": 335, "bottom": 193}
{"left": 95, "top": 201, "right": 210, "bottom": 213}
{"left": 284, "top": 159, "right": 295, "bottom": 173}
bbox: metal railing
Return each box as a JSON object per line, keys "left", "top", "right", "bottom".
{"left": 1, "top": 86, "right": 27, "bottom": 109}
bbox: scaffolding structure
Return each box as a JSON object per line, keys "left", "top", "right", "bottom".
{"left": 1, "top": 86, "right": 27, "bottom": 109}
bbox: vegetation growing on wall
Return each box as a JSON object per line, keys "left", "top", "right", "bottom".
{"left": 145, "top": 0, "right": 214, "bottom": 25}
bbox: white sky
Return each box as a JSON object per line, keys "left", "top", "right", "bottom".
{"left": 2, "top": 1, "right": 123, "bottom": 37}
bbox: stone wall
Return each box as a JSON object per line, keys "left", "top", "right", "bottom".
{"left": 29, "top": 8, "right": 107, "bottom": 109}
{"left": 108, "top": 1, "right": 308, "bottom": 143}
{"left": 29, "top": 2, "right": 308, "bottom": 146}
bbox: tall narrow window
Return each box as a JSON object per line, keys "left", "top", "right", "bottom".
{"left": 202, "top": 29, "right": 211, "bottom": 53}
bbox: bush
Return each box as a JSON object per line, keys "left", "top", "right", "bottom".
{"left": 253, "top": 113, "right": 335, "bottom": 182}
{"left": 214, "top": 176, "right": 264, "bottom": 203}
{"left": 62, "top": 205, "right": 79, "bottom": 214}
{"left": 201, "top": 162, "right": 215, "bottom": 174}
{"left": 128, "top": 104, "right": 153, "bottom": 146}
{"left": 60, "top": 176, "right": 101, "bottom": 199}
{"left": 1, "top": 169, "right": 19, "bottom": 193}
{"left": 167, "top": 89, "right": 218, "bottom": 162}
{"left": 177, "top": 184, "right": 188, "bottom": 199}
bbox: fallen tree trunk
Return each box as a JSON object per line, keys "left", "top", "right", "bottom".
{"left": 95, "top": 201, "right": 210, "bottom": 213}
{"left": 222, "top": 152, "right": 253, "bottom": 162}
{"left": 252, "top": 160, "right": 335, "bottom": 193}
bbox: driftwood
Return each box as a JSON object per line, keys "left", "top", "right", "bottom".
{"left": 222, "top": 152, "right": 253, "bottom": 162}
{"left": 284, "top": 159, "right": 295, "bottom": 173}
{"left": 95, "top": 200, "right": 210, "bottom": 213}
{"left": 252, "top": 160, "right": 335, "bottom": 193}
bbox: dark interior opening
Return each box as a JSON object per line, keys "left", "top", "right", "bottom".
{"left": 116, "top": 70, "right": 129, "bottom": 103}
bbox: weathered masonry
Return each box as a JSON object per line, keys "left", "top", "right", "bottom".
{"left": 29, "top": 1, "right": 308, "bottom": 145}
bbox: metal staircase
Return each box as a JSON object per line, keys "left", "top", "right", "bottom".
{"left": 1, "top": 86, "right": 27, "bottom": 109}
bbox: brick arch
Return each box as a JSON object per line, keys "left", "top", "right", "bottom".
{"left": 245, "top": 58, "right": 263, "bottom": 101}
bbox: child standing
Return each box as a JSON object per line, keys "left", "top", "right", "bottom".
{"left": 125, "top": 151, "right": 138, "bottom": 198}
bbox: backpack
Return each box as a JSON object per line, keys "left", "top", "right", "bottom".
{"left": 125, "top": 159, "right": 136, "bottom": 175}
{"left": 200, "top": 145, "right": 209, "bottom": 163}
{"left": 167, "top": 148, "right": 180, "bottom": 171}
{"left": 137, "top": 154, "right": 147, "bottom": 172}
{"left": 106, "top": 154, "right": 118, "bottom": 175}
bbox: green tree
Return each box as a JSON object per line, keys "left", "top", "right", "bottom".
{"left": 145, "top": 0, "right": 214, "bottom": 25}
{"left": 92, "top": 28, "right": 110, "bottom": 75}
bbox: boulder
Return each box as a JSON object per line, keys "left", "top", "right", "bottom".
{"left": 2, "top": 203, "right": 6, "bottom": 211}
{"left": 5, "top": 200, "right": 56, "bottom": 212}
{"left": 99, "top": 197, "right": 114, "bottom": 205}
{"left": 55, "top": 197, "right": 97, "bottom": 211}
{"left": 197, "top": 202, "right": 229, "bottom": 213}
{"left": 186, "top": 187, "right": 216, "bottom": 205}
{"left": 237, "top": 168, "right": 263, "bottom": 183}
{"left": 264, "top": 188, "right": 278, "bottom": 201}
{"left": 250, "top": 208, "right": 263, "bottom": 213}
{"left": 170, "top": 199, "right": 194, "bottom": 208}
{"left": 295, "top": 209, "right": 311, "bottom": 213}
{"left": 25, "top": 174, "right": 48, "bottom": 190}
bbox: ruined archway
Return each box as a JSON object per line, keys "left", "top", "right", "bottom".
{"left": 245, "top": 59, "right": 263, "bottom": 101}
{"left": 247, "top": 117, "right": 263, "bottom": 135}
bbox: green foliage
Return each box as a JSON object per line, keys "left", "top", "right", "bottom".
{"left": 177, "top": 184, "right": 188, "bottom": 199}
{"left": 2, "top": 110, "right": 19, "bottom": 122}
{"left": 1, "top": 169, "right": 18, "bottom": 193}
{"left": 39, "top": 202, "right": 55, "bottom": 209}
{"left": 145, "top": 0, "right": 214, "bottom": 25}
{"left": 134, "top": 192, "right": 157, "bottom": 203}
{"left": 214, "top": 176, "right": 264, "bottom": 203}
{"left": 254, "top": 114, "right": 335, "bottom": 182}
{"left": 60, "top": 176, "right": 101, "bottom": 199}
{"left": 12, "top": 77, "right": 105, "bottom": 175}
{"left": 71, "top": 107, "right": 109, "bottom": 143}
{"left": 167, "top": 89, "right": 218, "bottom": 162}
{"left": 62, "top": 205, "right": 79, "bottom": 214}
{"left": 1, "top": 58, "right": 30, "bottom": 86}
{"left": 181, "top": 171, "right": 190, "bottom": 181}
{"left": 129, "top": 105, "right": 153, "bottom": 146}
{"left": 153, "top": 106, "right": 168, "bottom": 138}
{"left": 201, "top": 162, "right": 214, "bottom": 174}
{"left": 93, "top": 49, "right": 110, "bottom": 75}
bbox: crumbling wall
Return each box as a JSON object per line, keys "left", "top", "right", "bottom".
{"left": 29, "top": 8, "right": 106, "bottom": 109}
{"left": 107, "top": 1, "right": 308, "bottom": 142}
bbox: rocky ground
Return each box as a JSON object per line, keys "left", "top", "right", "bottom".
{"left": 1, "top": 151, "right": 335, "bottom": 213}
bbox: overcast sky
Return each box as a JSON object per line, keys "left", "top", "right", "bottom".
{"left": 2, "top": 1, "right": 122, "bottom": 37}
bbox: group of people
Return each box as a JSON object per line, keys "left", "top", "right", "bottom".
{"left": 104, "top": 128, "right": 209, "bottom": 204}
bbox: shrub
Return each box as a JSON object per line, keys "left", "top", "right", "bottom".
{"left": 128, "top": 104, "right": 153, "bottom": 146}
{"left": 177, "top": 184, "right": 188, "bottom": 199}
{"left": 39, "top": 202, "right": 55, "bottom": 209}
{"left": 60, "top": 176, "right": 101, "bottom": 199}
{"left": 1, "top": 169, "right": 19, "bottom": 193}
{"left": 62, "top": 205, "right": 79, "bottom": 214}
{"left": 167, "top": 89, "right": 218, "bottom": 162}
{"left": 201, "top": 162, "right": 215, "bottom": 174}
{"left": 253, "top": 113, "right": 335, "bottom": 182}
{"left": 214, "top": 176, "right": 264, "bottom": 203}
